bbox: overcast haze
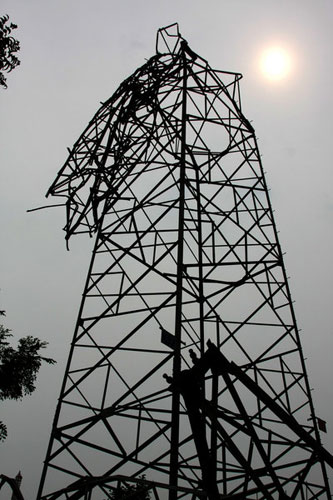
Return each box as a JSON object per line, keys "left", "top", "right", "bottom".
{"left": 0, "top": 1, "right": 332, "bottom": 498}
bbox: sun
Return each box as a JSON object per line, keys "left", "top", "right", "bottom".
{"left": 260, "top": 47, "right": 292, "bottom": 81}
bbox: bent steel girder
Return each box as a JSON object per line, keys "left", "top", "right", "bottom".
{"left": 169, "top": 341, "right": 333, "bottom": 500}
{"left": 38, "top": 24, "right": 331, "bottom": 500}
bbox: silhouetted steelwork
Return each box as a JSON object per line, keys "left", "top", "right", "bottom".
{"left": 37, "top": 24, "right": 331, "bottom": 500}
{"left": 0, "top": 472, "right": 24, "bottom": 500}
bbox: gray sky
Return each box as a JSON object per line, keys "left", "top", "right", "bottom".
{"left": 0, "top": 1, "right": 332, "bottom": 498}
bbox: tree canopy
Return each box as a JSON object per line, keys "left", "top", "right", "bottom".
{"left": 110, "top": 477, "right": 151, "bottom": 500}
{"left": 0, "top": 311, "right": 55, "bottom": 441}
{"left": 0, "top": 14, "right": 20, "bottom": 89}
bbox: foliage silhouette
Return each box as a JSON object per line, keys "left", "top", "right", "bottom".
{"left": 0, "top": 14, "right": 20, "bottom": 89}
{"left": 0, "top": 311, "right": 55, "bottom": 441}
{"left": 110, "top": 477, "right": 151, "bottom": 500}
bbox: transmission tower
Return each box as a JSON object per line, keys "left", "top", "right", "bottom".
{"left": 37, "top": 24, "right": 332, "bottom": 500}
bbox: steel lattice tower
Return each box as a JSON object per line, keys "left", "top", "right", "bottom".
{"left": 38, "top": 24, "right": 332, "bottom": 500}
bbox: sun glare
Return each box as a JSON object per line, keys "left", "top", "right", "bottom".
{"left": 260, "top": 47, "right": 291, "bottom": 81}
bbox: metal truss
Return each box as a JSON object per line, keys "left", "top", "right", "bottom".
{"left": 37, "top": 24, "right": 331, "bottom": 500}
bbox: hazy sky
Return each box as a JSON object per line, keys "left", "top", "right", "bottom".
{"left": 0, "top": 1, "right": 332, "bottom": 498}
